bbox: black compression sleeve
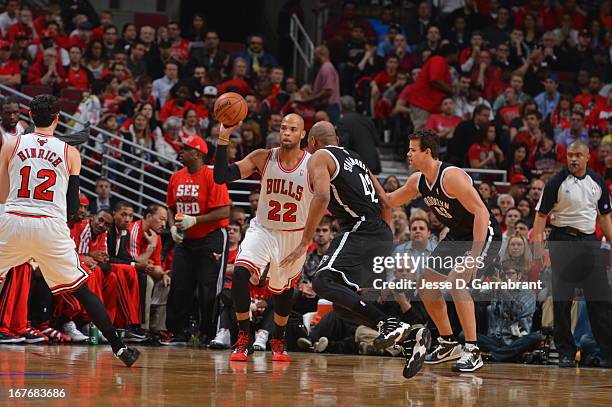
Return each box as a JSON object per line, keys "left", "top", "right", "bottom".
{"left": 66, "top": 175, "right": 80, "bottom": 219}
{"left": 213, "top": 144, "right": 242, "bottom": 184}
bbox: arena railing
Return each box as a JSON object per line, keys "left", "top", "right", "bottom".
{"left": 289, "top": 13, "right": 314, "bottom": 84}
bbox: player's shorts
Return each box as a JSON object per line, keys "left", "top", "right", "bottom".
{"left": 0, "top": 212, "right": 89, "bottom": 294}
{"left": 316, "top": 218, "right": 393, "bottom": 290}
{"left": 234, "top": 218, "right": 305, "bottom": 294}
{"left": 426, "top": 221, "right": 502, "bottom": 276}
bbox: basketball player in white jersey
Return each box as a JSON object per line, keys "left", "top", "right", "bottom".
{"left": 0, "top": 96, "right": 28, "bottom": 141}
{"left": 0, "top": 95, "right": 139, "bottom": 367}
{"left": 214, "top": 113, "right": 312, "bottom": 362}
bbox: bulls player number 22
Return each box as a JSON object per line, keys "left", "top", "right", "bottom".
{"left": 267, "top": 200, "right": 298, "bottom": 222}
{"left": 17, "top": 166, "right": 57, "bottom": 202}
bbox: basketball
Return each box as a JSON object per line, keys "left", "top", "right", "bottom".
{"left": 214, "top": 92, "right": 248, "bottom": 127}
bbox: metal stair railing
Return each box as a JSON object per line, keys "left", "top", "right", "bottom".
{"left": 289, "top": 13, "right": 314, "bottom": 83}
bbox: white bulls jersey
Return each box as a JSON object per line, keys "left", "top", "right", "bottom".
{"left": 0, "top": 122, "right": 27, "bottom": 141}
{"left": 4, "top": 133, "right": 70, "bottom": 221}
{"left": 255, "top": 148, "right": 313, "bottom": 230}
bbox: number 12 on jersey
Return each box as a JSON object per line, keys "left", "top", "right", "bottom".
{"left": 358, "top": 173, "right": 378, "bottom": 203}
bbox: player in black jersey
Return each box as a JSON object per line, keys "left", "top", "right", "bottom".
{"left": 388, "top": 129, "right": 502, "bottom": 373}
{"left": 281, "top": 121, "right": 431, "bottom": 380}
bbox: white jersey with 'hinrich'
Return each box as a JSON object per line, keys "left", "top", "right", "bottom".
{"left": 255, "top": 148, "right": 313, "bottom": 230}
{"left": 4, "top": 133, "right": 70, "bottom": 221}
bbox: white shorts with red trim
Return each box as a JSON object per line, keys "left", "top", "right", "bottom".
{"left": 0, "top": 213, "right": 89, "bottom": 294}
{"left": 235, "top": 218, "right": 306, "bottom": 293}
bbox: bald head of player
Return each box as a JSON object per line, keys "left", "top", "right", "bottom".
{"left": 279, "top": 113, "right": 305, "bottom": 150}
{"left": 567, "top": 140, "right": 590, "bottom": 177}
{"left": 308, "top": 120, "right": 339, "bottom": 152}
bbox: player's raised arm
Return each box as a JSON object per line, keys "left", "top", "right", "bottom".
{"left": 387, "top": 172, "right": 420, "bottom": 208}
{"left": 280, "top": 150, "right": 333, "bottom": 268}
{"left": 213, "top": 123, "right": 269, "bottom": 183}
{"left": 443, "top": 168, "right": 489, "bottom": 259}
{"left": 0, "top": 137, "right": 17, "bottom": 204}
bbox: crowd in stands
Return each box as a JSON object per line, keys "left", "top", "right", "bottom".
{"left": 0, "top": 0, "right": 610, "bottom": 367}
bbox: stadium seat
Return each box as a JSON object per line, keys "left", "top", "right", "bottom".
{"left": 21, "top": 85, "right": 53, "bottom": 98}
{"left": 60, "top": 89, "right": 85, "bottom": 102}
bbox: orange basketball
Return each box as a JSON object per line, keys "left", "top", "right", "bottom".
{"left": 214, "top": 92, "right": 248, "bottom": 127}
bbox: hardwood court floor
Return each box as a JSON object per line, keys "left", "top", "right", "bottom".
{"left": 0, "top": 345, "right": 610, "bottom": 406}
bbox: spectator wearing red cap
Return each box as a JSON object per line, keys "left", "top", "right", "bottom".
{"left": 163, "top": 134, "right": 231, "bottom": 344}
{"left": 0, "top": 40, "right": 20, "bottom": 87}
{"left": 6, "top": 6, "right": 38, "bottom": 43}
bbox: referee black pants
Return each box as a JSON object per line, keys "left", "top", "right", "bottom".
{"left": 549, "top": 228, "right": 612, "bottom": 358}
{"left": 166, "top": 229, "right": 228, "bottom": 340}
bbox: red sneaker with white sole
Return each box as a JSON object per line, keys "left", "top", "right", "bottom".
{"left": 229, "top": 331, "right": 253, "bottom": 362}
{"left": 270, "top": 338, "right": 291, "bottom": 362}
{"left": 21, "top": 327, "right": 48, "bottom": 344}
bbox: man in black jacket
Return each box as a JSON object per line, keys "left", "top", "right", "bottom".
{"left": 336, "top": 95, "right": 381, "bottom": 174}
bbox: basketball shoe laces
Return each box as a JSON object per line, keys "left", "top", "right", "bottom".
{"left": 378, "top": 317, "right": 401, "bottom": 337}
{"left": 232, "top": 331, "right": 250, "bottom": 354}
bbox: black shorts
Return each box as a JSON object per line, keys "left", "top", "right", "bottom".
{"left": 427, "top": 223, "right": 502, "bottom": 276}
{"left": 316, "top": 218, "right": 393, "bottom": 289}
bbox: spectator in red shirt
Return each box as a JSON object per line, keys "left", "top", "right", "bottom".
{"left": 472, "top": 49, "right": 504, "bottom": 101}
{"left": 165, "top": 135, "right": 231, "bottom": 343}
{"left": 27, "top": 47, "right": 66, "bottom": 90}
{"left": 0, "top": 40, "right": 20, "bottom": 87}
{"left": 370, "top": 55, "right": 399, "bottom": 114}
{"left": 514, "top": 111, "right": 544, "bottom": 152}
{"left": 70, "top": 22, "right": 94, "bottom": 51}
{"left": 423, "top": 96, "right": 462, "bottom": 143}
{"left": 459, "top": 31, "right": 484, "bottom": 73}
{"left": 386, "top": 34, "right": 418, "bottom": 73}
{"left": 159, "top": 85, "right": 203, "bottom": 121}
{"left": 497, "top": 87, "right": 521, "bottom": 130}
{"left": 7, "top": 6, "right": 38, "bottom": 43}
{"left": 167, "top": 21, "right": 190, "bottom": 67}
{"left": 91, "top": 10, "right": 113, "bottom": 42}
{"left": 65, "top": 46, "right": 93, "bottom": 90}
{"left": 574, "top": 75, "right": 606, "bottom": 117}
{"left": 507, "top": 141, "right": 532, "bottom": 181}
{"left": 393, "top": 43, "right": 458, "bottom": 131}
{"left": 468, "top": 123, "right": 505, "bottom": 170}
{"left": 323, "top": 1, "right": 375, "bottom": 57}
{"left": 588, "top": 89, "right": 612, "bottom": 130}
{"left": 217, "top": 58, "right": 254, "bottom": 96}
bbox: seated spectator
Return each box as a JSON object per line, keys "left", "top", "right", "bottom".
{"left": 382, "top": 175, "right": 400, "bottom": 193}
{"left": 376, "top": 23, "right": 403, "bottom": 58}
{"left": 139, "top": 25, "right": 163, "bottom": 79}
{"left": 27, "top": 47, "right": 66, "bottom": 91}
{"left": 157, "top": 116, "right": 182, "bottom": 165}
{"left": 178, "top": 108, "right": 203, "bottom": 141}
{"left": 574, "top": 74, "right": 605, "bottom": 116}
{"left": 468, "top": 123, "right": 505, "bottom": 170}
{"left": 448, "top": 104, "right": 492, "bottom": 166}
{"left": 89, "top": 178, "right": 116, "bottom": 214}
{"left": 423, "top": 96, "right": 462, "bottom": 150}
{"left": 121, "top": 111, "right": 157, "bottom": 165}
{"left": 587, "top": 88, "right": 612, "bottom": 131}
{"left": 459, "top": 31, "right": 485, "bottom": 74}
{"left": 167, "top": 22, "right": 190, "bottom": 67}
{"left": 478, "top": 181, "right": 497, "bottom": 207}
{"left": 391, "top": 207, "right": 409, "bottom": 245}
{"left": 159, "top": 85, "right": 202, "bottom": 121}
{"left": 152, "top": 60, "right": 180, "bottom": 106}
{"left": 502, "top": 234, "right": 532, "bottom": 271}
{"left": 0, "top": 40, "right": 20, "bottom": 87}
{"left": 118, "top": 23, "right": 137, "bottom": 52}
{"left": 234, "top": 33, "right": 277, "bottom": 78}
{"left": 70, "top": 22, "right": 94, "bottom": 51}
{"left": 386, "top": 34, "right": 418, "bottom": 74}
{"left": 84, "top": 40, "right": 108, "bottom": 79}
{"left": 470, "top": 265, "right": 540, "bottom": 362}
{"left": 374, "top": 70, "right": 408, "bottom": 120}
{"left": 239, "top": 120, "right": 262, "bottom": 156}
{"left": 555, "top": 111, "right": 588, "bottom": 147}
{"left": 514, "top": 111, "right": 544, "bottom": 151}
{"left": 281, "top": 84, "right": 316, "bottom": 131}
{"left": 502, "top": 207, "right": 522, "bottom": 238}
{"left": 472, "top": 49, "right": 505, "bottom": 101}
{"left": 217, "top": 57, "right": 254, "bottom": 96}
{"left": 190, "top": 30, "right": 228, "bottom": 74}
{"left": 65, "top": 46, "right": 93, "bottom": 90}
{"left": 534, "top": 74, "right": 560, "bottom": 118}
{"left": 497, "top": 87, "right": 522, "bottom": 131}
{"left": 507, "top": 142, "right": 532, "bottom": 181}
{"left": 7, "top": 6, "right": 38, "bottom": 43}
{"left": 323, "top": 0, "right": 375, "bottom": 56}
{"left": 126, "top": 40, "right": 147, "bottom": 79}
{"left": 0, "top": 0, "right": 18, "bottom": 38}
{"left": 516, "top": 198, "right": 534, "bottom": 226}
{"left": 101, "top": 24, "right": 123, "bottom": 59}
{"left": 497, "top": 193, "right": 515, "bottom": 217}
{"left": 530, "top": 128, "right": 566, "bottom": 175}
{"left": 414, "top": 25, "right": 441, "bottom": 59}
{"left": 547, "top": 93, "right": 573, "bottom": 133}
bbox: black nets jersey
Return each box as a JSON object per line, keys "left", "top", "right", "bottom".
{"left": 322, "top": 146, "right": 381, "bottom": 227}
{"left": 418, "top": 162, "right": 497, "bottom": 239}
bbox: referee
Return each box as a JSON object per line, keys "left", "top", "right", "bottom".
{"left": 533, "top": 141, "right": 612, "bottom": 368}
{"left": 164, "top": 135, "right": 231, "bottom": 344}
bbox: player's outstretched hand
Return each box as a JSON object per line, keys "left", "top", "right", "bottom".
{"left": 218, "top": 122, "right": 241, "bottom": 144}
{"left": 280, "top": 243, "right": 308, "bottom": 268}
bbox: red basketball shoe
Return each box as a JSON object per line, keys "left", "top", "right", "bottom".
{"left": 230, "top": 331, "right": 253, "bottom": 362}
{"left": 270, "top": 338, "right": 291, "bottom": 362}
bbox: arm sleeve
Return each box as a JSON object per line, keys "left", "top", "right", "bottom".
{"left": 66, "top": 175, "right": 80, "bottom": 219}
{"left": 213, "top": 145, "right": 242, "bottom": 184}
